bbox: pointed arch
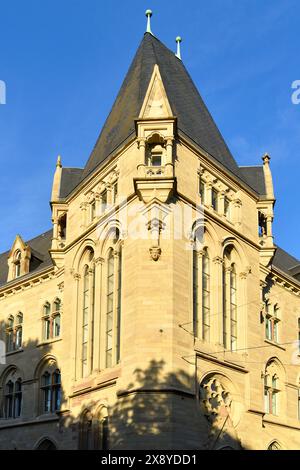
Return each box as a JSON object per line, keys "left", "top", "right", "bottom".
{"left": 34, "top": 437, "right": 58, "bottom": 450}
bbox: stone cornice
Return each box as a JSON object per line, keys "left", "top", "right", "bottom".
{"left": 0, "top": 266, "right": 55, "bottom": 299}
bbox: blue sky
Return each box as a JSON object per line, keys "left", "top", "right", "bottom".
{"left": 0, "top": 0, "right": 299, "bottom": 258}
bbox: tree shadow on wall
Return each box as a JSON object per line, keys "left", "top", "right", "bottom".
{"left": 0, "top": 319, "right": 245, "bottom": 450}
{"left": 0, "top": 320, "right": 68, "bottom": 450}
{"left": 61, "top": 359, "right": 245, "bottom": 451}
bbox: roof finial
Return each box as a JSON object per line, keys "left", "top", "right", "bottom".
{"left": 56, "top": 155, "right": 62, "bottom": 168}
{"left": 145, "top": 9, "right": 153, "bottom": 34}
{"left": 175, "top": 36, "right": 182, "bottom": 60}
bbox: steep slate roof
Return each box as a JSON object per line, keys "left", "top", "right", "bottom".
{"left": 59, "top": 168, "right": 83, "bottom": 199}
{"left": 273, "top": 246, "right": 300, "bottom": 282}
{"left": 82, "top": 32, "right": 242, "bottom": 181}
{"left": 239, "top": 166, "right": 266, "bottom": 196}
{"left": 273, "top": 246, "right": 300, "bottom": 271}
{"left": 0, "top": 230, "right": 53, "bottom": 288}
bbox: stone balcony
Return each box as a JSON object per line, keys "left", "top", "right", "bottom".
{"left": 134, "top": 164, "right": 175, "bottom": 204}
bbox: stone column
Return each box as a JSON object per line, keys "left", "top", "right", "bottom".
{"left": 80, "top": 202, "right": 88, "bottom": 230}
{"left": 233, "top": 198, "right": 242, "bottom": 227}
{"left": 219, "top": 191, "right": 226, "bottom": 217}
{"left": 206, "top": 182, "right": 213, "bottom": 208}
{"left": 52, "top": 216, "right": 58, "bottom": 249}
{"left": 137, "top": 138, "right": 146, "bottom": 176}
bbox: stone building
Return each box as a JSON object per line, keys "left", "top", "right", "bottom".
{"left": 0, "top": 21, "right": 300, "bottom": 450}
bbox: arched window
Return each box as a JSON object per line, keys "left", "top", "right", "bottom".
{"left": 80, "top": 410, "right": 94, "bottom": 450}
{"left": 268, "top": 441, "right": 282, "bottom": 450}
{"left": 15, "top": 313, "right": 23, "bottom": 349}
{"left": 265, "top": 302, "right": 280, "bottom": 343}
{"left": 96, "top": 407, "right": 109, "bottom": 450}
{"left": 223, "top": 247, "right": 239, "bottom": 351}
{"left": 42, "top": 300, "right": 62, "bottom": 341}
{"left": 6, "top": 316, "right": 14, "bottom": 352}
{"left": 36, "top": 439, "right": 57, "bottom": 450}
{"left": 82, "top": 265, "right": 90, "bottom": 377}
{"left": 40, "top": 368, "right": 61, "bottom": 414}
{"left": 6, "top": 314, "right": 23, "bottom": 352}
{"left": 105, "top": 229, "right": 122, "bottom": 369}
{"left": 230, "top": 265, "right": 237, "bottom": 351}
{"left": 77, "top": 247, "right": 95, "bottom": 378}
{"left": 264, "top": 361, "right": 281, "bottom": 415}
{"left": 146, "top": 133, "right": 165, "bottom": 167}
{"left": 192, "top": 228, "right": 210, "bottom": 341}
{"left": 42, "top": 302, "right": 51, "bottom": 340}
{"left": 79, "top": 407, "right": 109, "bottom": 450}
{"left": 53, "top": 299, "right": 61, "bottom": 338}
{"left": 14, "top": 251, "right": 21, "bottom": 278}
{"left": 202, "top": 249, "right": 210, "bottom": 341}
{"left": 106, "top": 250, "right": 114, "bottom": 368}
{"left": 4, "top": 376, "right": 22, "bottom": 419}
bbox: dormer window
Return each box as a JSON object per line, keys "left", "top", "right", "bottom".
{"left": 14, "top": 251, "right": 21, "bottom": 278}
{"left": 146, "top": 133, "right": 166, "bottom": 167}
{"left": 149, "top": 145, "right": 162, "bottom": 167}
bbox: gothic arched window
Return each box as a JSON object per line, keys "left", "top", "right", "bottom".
{"left": 40, "top": 367, "right": 61, "bottom": 414}
{"left": 105, "top": 235, "right": 122, "bottom": 368}
{"left": 264, "top": 361, "right": 281, "bottom": 416}
{"left": 80, "top": 410, "right": 94, "bottom": 450}
{"left": 42, "top": 300, "right": 62, "bottom": 341}
{"left": 268, "top": 441, "right": 282, "bottom": 450}
{"left": 36, "top": 439, "right": 57, "bottom": 450}
{"left": 14, "top": 251, "right": 21, "bottom": 278}
{"left": 6, "top": 314, "right": 23, "bottom": 352}
{"left": 79, "top": 407, "right": 109, "bottom": 450}
{"left": 223, "top": 246, "right": 239, "bottom": 351}
{"left": 82, "top": 265, "right": 90, "bottom": 377}
{"left": 202, "top": 249, "right": 210, "bottom": 341}
{"left": 106, "top": 250, "right": 114, "bottom": 368}
{"left": 4, "top": 375, "right": 22, "bottom": 419}
{"left": 53, "top": 298, "right": 61, "bottom": 338}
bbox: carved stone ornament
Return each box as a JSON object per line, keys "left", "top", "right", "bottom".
{"left": 200, "top": 376, "right": 232, "bottom": 424}
{"left": 149, "top": 246, "right": 161, "bottom": 261}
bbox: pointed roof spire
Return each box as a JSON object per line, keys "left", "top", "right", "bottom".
{"left": 145, "top": 9, "right": 153, "bottom": 35}
{"left": 56, "top": 155, "right": 62, "bottom": 168}
{"left": 82, "top": 33, "right": 241, "bottom": 180}
{"left": 175, "top": 36, "right": 182, "bottom": 60}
